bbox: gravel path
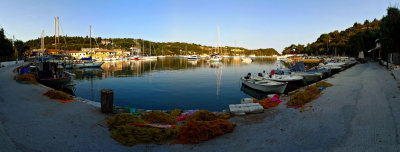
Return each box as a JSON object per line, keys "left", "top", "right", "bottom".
{"left": 1, "top": 62, "right": 400, "bottom": 152}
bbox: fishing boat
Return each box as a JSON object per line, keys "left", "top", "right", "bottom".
{"left": 73, "top": 56, "right": 104, "bottom": 68}
{"left": 241, "top": 74, "right": 287, "bottom": 94}
{"left": 210, "top": 54, "right": 223, "bottom": 62}
{"left": 35, "top": 62, "right": 72, "bottom": 87}
{"left": 188, "top": 55, "right": 200, "bottom": 60}
{"left": 262, "top": 73, "right": 304, "bottom": 83}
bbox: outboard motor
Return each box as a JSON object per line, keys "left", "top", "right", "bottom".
{"left": 245, "top": 73, "right": 251, "bottom": 79}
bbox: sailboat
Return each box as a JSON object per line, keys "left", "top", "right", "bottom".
{"left": 210, "top": 25, "right": 223, "bottom": 62}
{"left": 73, "top": 25, "right": 104, "bottom": 68}
{"left": 158, "top": 47, "right": 166, "bottom": 58}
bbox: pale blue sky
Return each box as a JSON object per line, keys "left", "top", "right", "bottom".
{"left": 0, "top": 0, "right": 398, "bottom": 52}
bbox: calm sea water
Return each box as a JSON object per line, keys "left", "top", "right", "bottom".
{"left": 71, "top": 58, "right": 281, "bottom": 111}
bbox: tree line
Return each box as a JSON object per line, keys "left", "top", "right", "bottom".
{"left": 0, "top": 28, "right": 29, "bottom": 61}
{"left": 23, "top": 36, "right": 280, "bottom": 56}
{"left": 282, "top": 7, "right": 400, "bottom": 61}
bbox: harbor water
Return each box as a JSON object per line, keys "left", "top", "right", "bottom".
{"left": 71, "top": 58, "right": 281, "bottom": 111}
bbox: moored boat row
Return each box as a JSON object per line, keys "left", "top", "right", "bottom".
{"left": 240, "top": 57, "right": 358, "bottom": 94}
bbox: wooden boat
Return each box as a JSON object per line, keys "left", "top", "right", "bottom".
{"left": 240, "top": 76, "right": 287, "bottom": 94}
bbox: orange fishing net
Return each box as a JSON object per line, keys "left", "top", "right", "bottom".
{"left": 177, "top": 119, "right": 235, "bottom": 144}
{"left": 43, "top": 90, "right": 73, "bottom": 101}
{"left": 252, "top": 98, "right": 281, "bottom": 109}
{"left": 175, "top": 110, "right": 235, "bottom": 144}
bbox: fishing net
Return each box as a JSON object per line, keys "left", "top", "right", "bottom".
{"left": 142, "top": 111, "right": 177, "bottom": 125}
{"left": 316, "top": 81, "right": 333, "bottom": 88}
{"left": 174, "top": 110, "right": 234, "bottom": 144}
{"left": 252, "top": 97, "right": 281, "bottom": 109}
{"left": 305, "top": 85, "right": 321, "bottom": 94}
{"left": 176, "top": 119, "right": 235, "bottom": 144}
{"left": 43, "top": 90, "right": 72, "bottom": 100}
{"left": 107, "top": 113, "right": 180, "bottom": 146}
{"left": 17, "top": 73, "right": 36, "bottom": 83}
{"left": 170, "top": 109, "right": 182, "bottom": 118}
{"left": 185, "top": 110, "right": 230, "bottom": 121}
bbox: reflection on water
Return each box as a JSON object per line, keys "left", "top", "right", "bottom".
{"left": 72, "top": 58, "right": 279, "bottom": 111}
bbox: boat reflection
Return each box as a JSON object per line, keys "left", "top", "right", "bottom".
{"left": 240, "top": 85, "right": 269, "bottom": 100}
{"left": 71, "top": 58, "right": 277, "bottom": 80}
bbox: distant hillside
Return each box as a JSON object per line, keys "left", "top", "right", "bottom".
{"left": 282, "top": 19, "right": 381, "bottom": 57}
{"left": 24, "top": 37, "right": 280, "bottom": 56}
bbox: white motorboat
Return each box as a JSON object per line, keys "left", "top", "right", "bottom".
{"left": 241, "top": 57, "right": 252, "bottom": 63}
{"left": 240, "top": 76, "right": 287, "bottom": 94}
{"left": 138, "top": 56, "right": 157, "bottom": 60}
{"left": 291, "top": 72, "right": 322, "bottom": 84}
{"left": 188, "top": 55, "right": 200, "bottom": 60}
{"left": 262, "top": 74, "right": 303, "bottom": 82}
{"left": 73, "top": 61, "right": 104, "bottom": 68}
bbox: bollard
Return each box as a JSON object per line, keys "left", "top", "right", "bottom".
{"left": 101, "top": 89, "right": 114, "bottom": 113}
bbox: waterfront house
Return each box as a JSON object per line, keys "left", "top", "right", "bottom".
{"left": 67, "top": 50, "right": 87, "bottom": 59}
{"left": 30, "top": 49, "right": 45, "bottom": 57}
{"left": 45, "top": 49, "right": 59, "bottom": 55}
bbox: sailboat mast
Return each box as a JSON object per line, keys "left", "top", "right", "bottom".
{"left": 57, "top": 16, "right": 60, "bottom": 48}
{"left": 54, "top": 17, "right": 57, "bottom": 50}
{"left": 217, "top": 24, "right": 220, "bottom": 54}
{"left": 89, "top": 25, "right": 92, "bottom": 54}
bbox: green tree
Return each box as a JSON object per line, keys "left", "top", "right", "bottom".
{"left": 380, "top": 7, "right": 400, "bottom": 60}
{"left": 0, "top": 28, "right": 14, "bottom": 60}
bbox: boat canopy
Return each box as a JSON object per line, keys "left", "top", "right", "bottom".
{"left": 290, "top": 61, "right": 306, "bottom": 72}
{"left": 80, "top": 56, "right": 92, "bottom": 60}
{"left": 39, "top": 56, "right": 56, "bottom": 62}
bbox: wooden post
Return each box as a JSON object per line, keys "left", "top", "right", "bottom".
{"left": 101, "top": 89, "right": 114, "bottom": 113}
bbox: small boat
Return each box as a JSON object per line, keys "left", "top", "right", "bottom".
{"left": 73, "top": 62, "right": 104, "bottom": 68}
{"left": 210, "top": 54, "right": 223, "bottom": 62}
{"left": 241, "top": 57, "right": 252, "bottom": 63}
{"left": 188, "top": 55, "right": 200, "bottom": 60}
{"left": 128, "top": 56, "right": 138, "bottom": 60}
{"left": 138, "top": 56, "right": 157, "bottom": 60}
{"left": 262, "top": 74, "right": 304, "bottom": 83}
{"left": 240, "top": 74, "right": 287, "bottom": 94}
{"left": 291, "top": 72, "right": 322, "bottom": 84}
{"left": 73, "top": 56, "right": 104, "bottom": 68}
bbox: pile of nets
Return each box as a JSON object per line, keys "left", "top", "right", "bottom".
{"left": 316, "top": 81, "right": 333, "bottom": 88}
{"left": 17, "top": 73, "right": 36, "bottom": 83}
{"left": 170, "top": 109, "right": 182, "bottom": 118}
{"left": 252, "top": 94, "right": 281, "bottom": 109}
{"left": 43, "top": 90, "right": 73, "bottom": 101}
{"left": 107, "top": 113, "right": 180, "bottom": 146}
{"left": 142, "top": 111, "right": 177, "bottom": 125}
{"left": 176, "top": 110, "right": 235, "bottom": 144}
{"left": 287, "top": 86, "right": 321, "bottom": 107}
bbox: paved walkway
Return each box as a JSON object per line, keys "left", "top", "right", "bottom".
{"left": 1, "top": 62, "right": 400, "bottom": 152}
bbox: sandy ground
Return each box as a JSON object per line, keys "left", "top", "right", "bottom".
{"left": 1, "top": 62, "right": 400, "bottom": 152}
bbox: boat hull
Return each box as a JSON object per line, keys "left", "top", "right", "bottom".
{"left": 73, "top": 62, "right": 104, "bottom": 68}
{"left": 241, "top": 77, "right": 287, "bottom": 94}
